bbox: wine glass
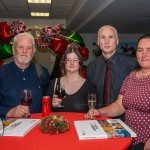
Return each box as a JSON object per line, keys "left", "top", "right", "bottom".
{"left": 0, "top": 119, "right": 4, "bottom": 138}
{"left": 55, "top": 85, "right": 65, "bottom": 108}
{"left": 88, "top": 94, "right": 96, "bottom": 110}
{"left": 21, "top": 89, "right": 32, "bottom": 118}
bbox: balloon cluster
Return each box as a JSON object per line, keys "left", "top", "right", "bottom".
{"left": 0, "top": 20, "right": 89, "bottom": 60}
{"left": 30, "top": 24, "right": 89, "bottom": 59}
{"left": 92, "top": 42, "right": 101, "bottom": 57}
{"left": 0, "top": 20, "right": 27, "bottom": 60}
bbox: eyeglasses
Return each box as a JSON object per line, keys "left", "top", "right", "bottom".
{"left": 65, "top": 58, "right": 79, "bottom": 64}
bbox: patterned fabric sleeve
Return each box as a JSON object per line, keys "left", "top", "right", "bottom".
{"left": 119, "top": 71, "right": 135, "bottom": 96}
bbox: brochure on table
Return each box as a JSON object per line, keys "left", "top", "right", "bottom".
{"left": 74, "top": 119, "right": 137, "bottom": 140}
{"left": 0, "top": 118, "right": 40, "bottom": 137}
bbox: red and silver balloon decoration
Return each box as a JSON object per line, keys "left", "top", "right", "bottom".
{"left": 10, "top": 20, "right": 26, "bottom": 36}
{"left": 0, "top": 20, "right": 89, "bottom": 60}
{"left": 40, "top": 26, "right": 57, "bottom": 43}
{"left": 35, "top": 38, "right": 48, "bottom": 48}
{"left": 53, "top": 24, "right": 63, "bottom": 33}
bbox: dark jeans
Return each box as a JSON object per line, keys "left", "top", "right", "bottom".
{"left": 128, "top": 143, "right": 144, "bottom": 150}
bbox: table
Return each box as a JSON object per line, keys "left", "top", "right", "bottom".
{"left": 0, "top": 112, "right": 132, "bottom": 150}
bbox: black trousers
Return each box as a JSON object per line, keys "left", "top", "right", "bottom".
{"left": 127, "top": 143, "right": 144, "bottom": 150}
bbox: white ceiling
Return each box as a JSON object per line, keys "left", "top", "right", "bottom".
{"left": 0, "top": 0, "right": 150, "bottom": 34}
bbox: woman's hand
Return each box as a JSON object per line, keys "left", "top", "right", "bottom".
{"left": 144, "top": 138, "right": 150, "bottom": 150}
{"left": 52, "top": 94, "right": 63, "bottom": 107}
{"left": 85, "top": 95, "right": 125, "bottom": 119}
{"left": 85, "top": 109, "right": 100, "bottom": 119}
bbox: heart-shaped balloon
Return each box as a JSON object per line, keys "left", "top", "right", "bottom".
{"left": 48, "top": 37, "right": 68, "bottom": 54}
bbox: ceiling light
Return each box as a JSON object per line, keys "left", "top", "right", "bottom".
{"left": 31, "top": 12, "right": 49, "bottom": 16}
{"left": 28, "top": 0, "right": 51, "bottom": 3}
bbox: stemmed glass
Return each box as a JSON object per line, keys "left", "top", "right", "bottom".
{"left": 21, "top": 89, "right": 32, "bottom": 118}
{"left": 88, "top": 94, "right": 96, "bottom": 111}
{"left": 0, "top": 119, "right": 4, "bottom": 138}
{"left": 55, "top": 85, "right": 65, "bottom": 108}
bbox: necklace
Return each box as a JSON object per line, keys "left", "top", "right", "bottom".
{"left": 64, "top": 76, "right": 81, "bottom": 83}
{"left": 64, "top": 76, "right": 84, "bottom": 95}
{"left": 140, "top": 70, "right": 150, "bottom": 76}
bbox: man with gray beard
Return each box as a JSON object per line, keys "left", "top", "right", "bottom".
{"left": 0, "top": 32, "right": 50, "bottom": 118}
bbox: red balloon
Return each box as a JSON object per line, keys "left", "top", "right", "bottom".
{"left": 0, "top": 61, "right": 3, "bottom": 67}
{"left": 0, "top": 22, "right": 10, "bottom": 33}
{"left": 81, "top": 65, "right": 87, "bottom": 78}
{"left": 79, "top": 47, "right": 89, "bottom": 59}
{"left": 0, "top": 22, "right": 13, "bottom": 44}
{"left": 48, "top": 37, "right": 68, "bottom": 54}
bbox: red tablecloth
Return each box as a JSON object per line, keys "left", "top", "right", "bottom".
{"left": 0, "top": 112, "right": 132, "bottom": 150}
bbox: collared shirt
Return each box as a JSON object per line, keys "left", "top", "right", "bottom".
{"left": 0, "top": 61, "right": 50, "bottom": 118}
{"left": 87, "top": 52, "right": 137, "bottom": 108}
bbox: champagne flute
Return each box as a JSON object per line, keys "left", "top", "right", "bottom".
{"left": 21, "top": 89, "right": 32, "bottom": 118}
{"left": 55, "top": 85, "right": 65, "bottom": 108}
{"left": 88, "top": 94, "right": 96, "bottom": 110}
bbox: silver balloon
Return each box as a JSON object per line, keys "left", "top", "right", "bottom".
{"left": 29, "top": 26, "right": 41, "bottom": 39}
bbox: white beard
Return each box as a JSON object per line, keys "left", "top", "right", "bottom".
{"left": 14, "top": 54, "right": 33, "bottom": 64}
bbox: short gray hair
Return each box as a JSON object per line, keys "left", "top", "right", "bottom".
{"left": 97, "top": 25, "right": 119, "bottom": 45}
{"left": 13, "top": 32, "right": 36, "bottom": 51}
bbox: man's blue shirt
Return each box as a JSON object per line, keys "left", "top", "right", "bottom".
{"left": 0, "top": 61, "right": 50, "bottom": 118}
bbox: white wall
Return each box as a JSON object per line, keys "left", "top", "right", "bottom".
{"left": 119, "top": 34, "right": 142, "bottom": 42}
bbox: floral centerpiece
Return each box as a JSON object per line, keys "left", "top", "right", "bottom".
{"left": 39, "top": 114, "right": 70, "bottom": 134}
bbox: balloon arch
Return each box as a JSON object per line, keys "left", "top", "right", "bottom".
{"left": 0, "top": 20, "right": 89, "bottom": 76}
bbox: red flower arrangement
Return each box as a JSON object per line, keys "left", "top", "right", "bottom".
{"left": 39, "top": 114, "right": 70, "bottom": 134}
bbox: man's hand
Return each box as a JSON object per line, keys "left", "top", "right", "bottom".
{"left": 6, "top": 105, "right": 30, "bottom": 118}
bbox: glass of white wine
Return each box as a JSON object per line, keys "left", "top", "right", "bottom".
{"left": 88, "top": 94, "right": 96, "bottom": 110}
